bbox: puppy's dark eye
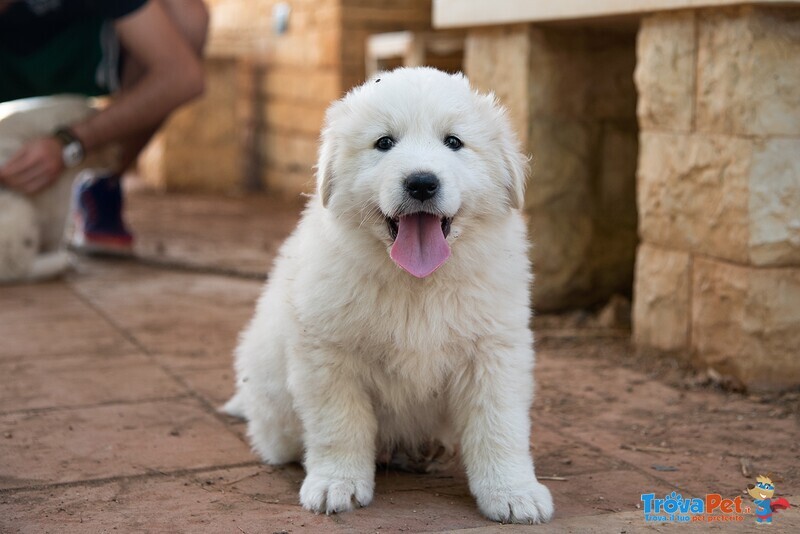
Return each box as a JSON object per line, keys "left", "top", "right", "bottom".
{"left": 444, "top": 135, "right": 462, "bottom": 151}
{"left": 375, "top": 136, "right": 395, "bottom": 151}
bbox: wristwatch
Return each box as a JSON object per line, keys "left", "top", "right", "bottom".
{"left": 53, "top": 127, "right": 85, "bottom": 168}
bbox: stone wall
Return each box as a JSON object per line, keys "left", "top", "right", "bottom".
{"left": 140, "top": 0, "right": 436, "bottom": 198}
{"left": 465, "top": 25, "right": 639, "bottom": 311}
{"left": 633, "top": 7, "right": 800, "bottom": 391}
{"left": 341, "top": 0, "right": 434, "bottom": 92}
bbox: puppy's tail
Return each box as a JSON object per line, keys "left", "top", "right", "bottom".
{"left": 220, "top": 391, "right": 247, "bottom": 420}
{"left": 27, "top": 251, "right": 72, "bottom": 281}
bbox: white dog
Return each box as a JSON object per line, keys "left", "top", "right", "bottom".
{"left": 0, "top": 96, "right": 110, "bottom": 283}
{"left": 225, "top": 67, "right": 553, "bottom": 524}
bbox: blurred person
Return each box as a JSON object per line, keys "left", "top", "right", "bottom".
{"left": 0, "top": 0, "right": 208, "bottom": 254}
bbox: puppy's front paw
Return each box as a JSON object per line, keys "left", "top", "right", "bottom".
{"left": 300, "top": 473, "right": 374, "bottom": 514}
{"left": 476, "top": 481, "right": 554, "bottom": 524}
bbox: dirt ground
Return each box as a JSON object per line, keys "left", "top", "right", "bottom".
{"left": 1, "top": 190, "right": 798, "bottom": 533}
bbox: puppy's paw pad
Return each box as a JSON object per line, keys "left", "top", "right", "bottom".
{"left": 300, "top": 474, "right": 374, "bottom": 514}
{"left": 477, "top": 482, "right": 554, "bottom": 524}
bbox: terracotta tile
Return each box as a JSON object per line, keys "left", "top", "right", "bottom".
{"left": 177, "top": 366, "right": 237, "bottom": 407}
{"left": 155, "top": 350, "right": 236, "bottom": 371}
{"left": 126, "top": 191, "right": 302, "bottom": 276}
{"left": 0, "top": 398, "right": 254, "bottom": 489}
{"left": 0, "top": 466, "right": 339, "bottom": 534}
{"left": 0, "top": 354, "right": 184, "bottom": 413}
{"left": 0, "top": 283, "right": 135, "bottom": 360}
{"left": 69, "top": 266, "right": 260, "bottom": 356}
{"left": 547, "top": 469, "right": 677, "bottom": 519}
{"left": 340, "top": 485, "right": 487, "bottom": 532}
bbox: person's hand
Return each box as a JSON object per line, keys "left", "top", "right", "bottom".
{"left": 0, "top": 137, "right": 65, "bottom": 194}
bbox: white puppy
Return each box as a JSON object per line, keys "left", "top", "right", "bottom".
{"left": 0, "top": 96, "right": 110, "bottom": 283}
{"left": 226, "top": 67, "right": 553, "bottom": 524}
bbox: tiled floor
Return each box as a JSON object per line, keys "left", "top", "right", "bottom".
{"left": 1, "top": 192, "right": 798, "bottom": 532}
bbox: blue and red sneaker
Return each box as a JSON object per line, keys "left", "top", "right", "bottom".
{"left": 71, "top": 171, "right": 134, "bottom": 256}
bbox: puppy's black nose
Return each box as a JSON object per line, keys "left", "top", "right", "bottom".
{"left": 405, "top": 172, "right": 439, "bottom": 201}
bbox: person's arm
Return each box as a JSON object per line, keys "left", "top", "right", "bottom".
{"left": 72, "top": 0, "right": 204, "bottom": 151}
{"left": 0, "top": 0, "right": 204, "bottom": 194}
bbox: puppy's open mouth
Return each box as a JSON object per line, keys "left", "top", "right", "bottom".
{"left": 386, "top": 215, "right": 452, "bottom": 242}
{"left": 386, "top": 213, "right": 452, "bottom": 278}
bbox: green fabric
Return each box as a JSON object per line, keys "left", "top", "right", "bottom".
{"left": 0, "top": 17, "right": 110, "bottom": 102}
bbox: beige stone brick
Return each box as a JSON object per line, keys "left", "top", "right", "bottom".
{"left": 638, "top": 132, "right": 750, "bottom": 263}
{"left": 527, "top": 118, "right": 595, "bottom": 310}
{"left": 261, "top": 100, "right": 328, "bottom": 136}
{"left": 696, "top": 7, "right": 800, "bottom": 137}
{"left": 464, "top": 26, "right": 530, "bottom": 145}
{"left": 748, "top": 138, "right": 800, "bottom": 266}
{"left": 261, "top": 132, "right": 318, "bottom": 172}
{"left": 632, "top": 243, "right": 691, "bottom": 352}
{"left": 635, "top": 11, "right": 696, "bottom": 132}
{"left": 639, "top": 133, "right": 800, "bottom": 266}
{"left": 261, "top": 68, "right": 341, "bottom": 102}
{"left": 268, "top": 29, "right": 341, "bottom": 68}
{"left": 692, "top": 257, "right": 800, "bottom": 391}
{"left": 262, "top": 165, "right": 315, "bottom": 198}
{"left": 140, "top": 59, "right": 242, "bottom": 193}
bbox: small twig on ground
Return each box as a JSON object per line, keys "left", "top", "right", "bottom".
{"left": 224, "top": 471, "right": 262, "bottom": 486}
{"left": 538, "top": 476, "right": 569, "bottom": 481}
{"left": 740, "top": 457, "right": 753, "bottom": 478}
{"left": 620, "top": 444, "right": 674, "bottom": 454}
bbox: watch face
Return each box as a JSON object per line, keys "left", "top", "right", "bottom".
{"left": 63, "top": 142, "right": 84, "bottom": 167}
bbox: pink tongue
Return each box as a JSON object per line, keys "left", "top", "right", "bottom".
{"left": 390, "top": 213, "right": 451, "bottom": 278}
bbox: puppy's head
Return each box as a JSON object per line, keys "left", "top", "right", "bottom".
{"left": 316, "top": 67, "right": 527, "bottom": 278}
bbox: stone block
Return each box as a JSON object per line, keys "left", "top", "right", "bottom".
{"left": 638, "top": 131, "right": 750, "bottom": 263}
{"left": 527, "top": 117, "right": 595, "bottom": 310}
{"left": 478, "top": 25, "right": 639, "bottom": 309}
{"left": 260, "top": 67, "right": 341, "bottom": 102}
{"left": 748, "top": 138, "right": 800, "bottom": 266}
{"left": 635, "top": 11, "right": 696, "bottom": 132}
{"left": 139, "top": 59, "right": 243, "bottom": 193}
{"left": 464, "top": 26, "right": 530, "bottom": 145}
{"left": 639, "top": 132, "right": 800, "bottom": 266}
{"left": 599, "top": 122, "right": 638, "bottom": 228}
{"left": 261, "top": 99, "right": 327, "bottom": 136}
{"left": 692, "top": 257, "right": 800, "bottom": 391}
{"left": 696, "top": 7, "right": 800, "bottom": 137}
{"left": 261, "top": 131, "right": 318, "bottom": 173}
{"left": 632, "top": 243, "right": 691, "bottom": 352}
{"left": 584, "top": 30, "right": 637, "bottom": 121}
{"left": 262, "top": 165, "right": 315, "bottom": 198}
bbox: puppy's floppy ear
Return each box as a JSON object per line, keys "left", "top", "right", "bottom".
{"left": 502, "top": 143, "right": 528, "bottom": 210}
{"left": 481, "top": 92, "right": 528, "bottom": 210}
{"left": 316, "top": 129, "right": 336, "bottom": 208}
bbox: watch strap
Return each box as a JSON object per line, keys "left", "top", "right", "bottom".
{"left": 53, "top": 127, "right": 82, "bottom": 148}
{"left": 53, "top": 127, "right": 85, "bottom": 167}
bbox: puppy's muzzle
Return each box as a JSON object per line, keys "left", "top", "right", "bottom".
{"left": 405, "top": 172, "right": 439, "bottom": 201}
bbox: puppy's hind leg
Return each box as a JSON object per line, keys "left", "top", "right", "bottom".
{"left": 220, "top": 391, "right": 247, "bottom": 419}
{"left": 233, "top": 321, "right": 304, "bottom": 464}
{"left": 247, "top": 398, "right": 304, "bottom": 465}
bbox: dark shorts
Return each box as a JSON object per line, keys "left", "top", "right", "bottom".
{"left": 0, "top": 17, "right": 123, "bottom": 102}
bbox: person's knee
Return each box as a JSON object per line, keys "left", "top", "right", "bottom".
{"left": 162, "top": 0, "right": 209, "bottom": 54}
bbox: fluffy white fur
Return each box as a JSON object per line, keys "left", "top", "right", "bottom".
{"left": 0, "top": 96, "right": 102, "bottom": 283}
{"left": 226, "top": 67, "right": 554, "bottom": 524}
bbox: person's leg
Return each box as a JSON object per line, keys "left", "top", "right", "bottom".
{"left": 116, "top": 0, "right": 209, "bottom": 171}
{"left": 73, "top": 0, "right": 208, "bottom": 254}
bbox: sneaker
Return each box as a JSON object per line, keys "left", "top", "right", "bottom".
{"left": 71, "top": 170, "right": 134, "bottom": 256}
